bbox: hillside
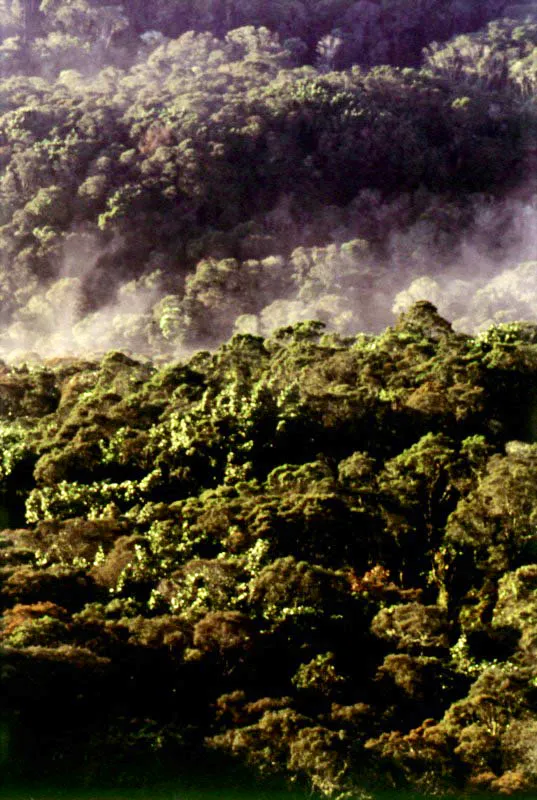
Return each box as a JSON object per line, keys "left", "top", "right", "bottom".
{"left": 0, "top": 4, "right": 534, "bottom": 354}
{"left": 1, "top": 305, "right": 537, "bottom": 795}
{"left": 1, "top": 1, "right": 537, "bottom": 795}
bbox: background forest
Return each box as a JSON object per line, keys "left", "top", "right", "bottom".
{"left": 0, "top": 0, "right": 535, "bottom": 354}
{"left": 2, "top": 1, "right": 537, "bottom": 799}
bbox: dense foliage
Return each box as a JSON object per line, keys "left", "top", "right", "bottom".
{"left": 0, "top": 0, "right": 516, "bottom": 72}
{"left": 1, "top": 0, "right": 537, "bottom": 796}
{"left": 1, "top": 305, "right": 537, "bottom": 796}
{"left": 0, "top": 4, "right": 534, "bottom": 353}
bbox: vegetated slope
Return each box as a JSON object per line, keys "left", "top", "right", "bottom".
{"left": 2, "top": 303, "right": 537, "bottom": 796}
{"left": 0, "top": 0, "right": 518, "bottom": 73}
{"left": 0, "top": 14, "right": 535, "bottom": 354}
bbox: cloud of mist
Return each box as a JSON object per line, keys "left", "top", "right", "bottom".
{"left": 235, "top": 192, "right": 537, "bottom": 341}
{"left": 1, "top": 191, "right": 537, "bottom": 362}
{"left": 0, "top": 232, "right": 164, "bottom": 359}
{"left": 391, "top": 195, "right": 537, "bottom": 333}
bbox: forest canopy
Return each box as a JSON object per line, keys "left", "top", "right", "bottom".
{"left": 2, "top": 0, "right": 537, "bottom": 797}
{"left": 0, "top": 2, "right": 533, "bottom": 354}
{"left": 2, "top": 307, "right": 537, "bottom": 796}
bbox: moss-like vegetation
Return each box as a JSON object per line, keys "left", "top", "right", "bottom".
{"left": 2, "top": 1, "right": 537, "bottom": 794}
{"left": 2, "top": 305, "right": 537, "bottom": 796}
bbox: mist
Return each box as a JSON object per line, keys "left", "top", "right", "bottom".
{"left": 0, "top": 190, "right": 536, "bottom": 362}
{"left": 0, "top": 4, "right": 534, "bottom": 361}
{"left": 3, "top": 6, "right": 537, "bottom": 796}
{"left": 391, "top": 194, "right": 537, "bottom": 334}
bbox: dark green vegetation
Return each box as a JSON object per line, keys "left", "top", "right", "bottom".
{"left": 0, "top": 2, "right": 536, "bottom": 352}
{"left": 2, "top": 1, "right": 537, "bottom": 798}
{"left": 2, "top": 306, "right": 537, "bottom": 796}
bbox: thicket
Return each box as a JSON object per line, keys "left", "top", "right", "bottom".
{"left": 0, "top": 0, "right": 514, "bottom": 72}
{"left": 1, "top": 0, "right": 537, "bottom": 795}
{"left": 1, "top": 305, "right": 537, "bottom": 796}
{"left": 0, "top": 4, "right": 534, "bottom": 353}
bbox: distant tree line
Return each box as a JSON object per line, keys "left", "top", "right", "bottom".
{"left": 0, "top": 13, "right": 534, "bottom": 354}
{"left": 0, "top": 0, "right": 522, "bottom": 71}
